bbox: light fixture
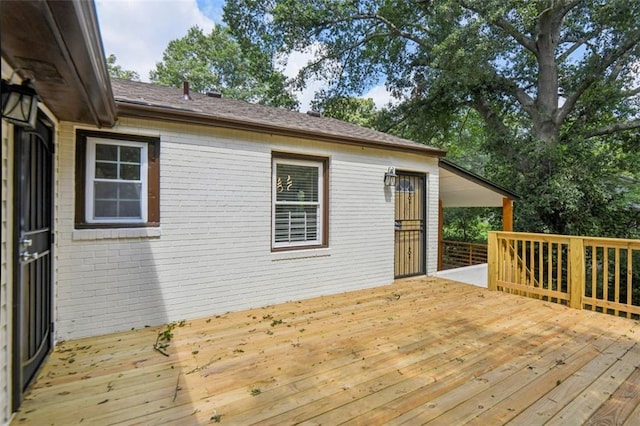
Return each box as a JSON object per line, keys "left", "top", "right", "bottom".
{"left": 384, "top": 166, "right": 397, "bottom": 187}
{"left": 2, "top": 78, "right": 39, "bottom": 129}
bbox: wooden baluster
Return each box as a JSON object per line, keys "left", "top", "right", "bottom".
{"left": 627, "top": 246, "right": 633, "bottom": 318}
{"left": 615, "top": 247, "right": 620, "bottom": 317}
{"left": 488, "top": 232, "right": 497, "bottom": 291}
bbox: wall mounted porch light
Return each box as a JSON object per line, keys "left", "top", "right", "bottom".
{"left": 2, "top": 78, "right": 39, "bottom": 129}
{"left": 384, "top": 166, "right": 397, "bottom": 187}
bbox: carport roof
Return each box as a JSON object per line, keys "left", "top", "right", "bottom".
{"left": 439, "top": 159, "right": 519, "bottom": 207}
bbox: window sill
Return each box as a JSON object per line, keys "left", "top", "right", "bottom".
{"left": 271, "top": 247, "right": 331, "bottom": 262}
{"left": 72, "top": 227, "right": 162, "bottom": 241}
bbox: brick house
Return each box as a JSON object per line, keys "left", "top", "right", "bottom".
{"left": 1, "top": 1, "right": 516, "bottom": 420}
{"left": 57, "top": 77, "right": 446, "bottom": 341}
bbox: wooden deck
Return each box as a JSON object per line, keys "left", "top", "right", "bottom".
{"left": 12, "top": 277, "right": 640, "bottom": 425}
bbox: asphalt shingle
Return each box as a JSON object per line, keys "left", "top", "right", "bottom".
{"left": 111, "top": 79, "right": 445, "bottom": 156}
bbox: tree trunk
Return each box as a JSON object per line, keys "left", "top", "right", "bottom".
{"left": 533, "top": 6, "right": 562, "bottom": 144}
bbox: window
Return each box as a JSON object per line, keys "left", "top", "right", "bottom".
{"left": 396, "top": 177, "right": 415, "bottom": 193}
{"left": 75, "top": 131, "right": 160, "bottom": 228}
{"left": 87, "top": 140, "right": 147, "bottom": 222}
{"left": 272, "top": 154, "right": 328, "bottom": 250}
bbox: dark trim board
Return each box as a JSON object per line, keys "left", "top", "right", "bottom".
{"left": 74, "top": 130, "right": 161, "bottom": 229}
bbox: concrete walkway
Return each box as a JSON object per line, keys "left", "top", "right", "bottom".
{"left": 435, "top": 263, "right": 488, "bottom": 288}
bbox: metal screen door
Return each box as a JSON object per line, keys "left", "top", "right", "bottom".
{"left": 394, "top": 173, "right": 426, "bottom": 278}
{"left": 12, "top": 115, "right": 54, "bottom": 410}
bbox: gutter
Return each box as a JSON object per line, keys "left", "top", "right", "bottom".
{"left": 45, "top": 0, "right": 117, "bottom": 127}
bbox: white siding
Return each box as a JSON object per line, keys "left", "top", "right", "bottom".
{"left": 1, "top": 116, "right": 13, "bottom": 426}
{"left": 1, "top": 59, "right": 14, "bottom": 424}
{"left": 55, "top": 118, "right": 440, "bottom": 340}
{"left": 427, "top": 170, "right": 440, "bottom": 274}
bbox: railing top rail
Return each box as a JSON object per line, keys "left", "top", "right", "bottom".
{"left": 489, "top": 231, "right": 640, "bottom": 247}
{"left": 490, "top": 231, "right": 571, "bottom": 243}
{"left": 582, "top": 238, "right": 640, "bottom": 249}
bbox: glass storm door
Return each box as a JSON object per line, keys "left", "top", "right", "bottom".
{"left": 12, "top": 115, "right": 54, "bottom": 411}
{"left": 394, "top": 172, "right": 426, "bottom": 278}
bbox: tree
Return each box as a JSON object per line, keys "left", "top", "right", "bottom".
{"left": 150, "top": 25, "right": 298, "bottom": 109}
{"left": 311, "top": 96, "right": 378, "bottom": 126}
{"left": 106, "top": 54, "right": 140, "bottom": 81}
{"left": 443, "top": 207, "right": 499, "bottom": 243}
{"left": 225, "top": 0, "right": 640, "bottom": 237}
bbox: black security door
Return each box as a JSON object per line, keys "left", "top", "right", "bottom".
{"left": 394, "top": 172, "right": 426, "bottom": 278}
{"left": 12, "top": 115, "right": 54, "bottom": 411}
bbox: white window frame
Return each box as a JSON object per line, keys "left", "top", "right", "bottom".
{"left": 85, "top": 137, "right": 148, "bottom": 224}
{"left": 272, "top": 157, "right": 324, "bottom": 249}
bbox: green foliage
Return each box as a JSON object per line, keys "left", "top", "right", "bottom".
{"left": 153, "top": 322, "right": 178, "bottom": 356}
{"left": 443, "top": 208, "right": 499, "bottom": 244}
{"left": 312, "top": 96, "right": 378, "bottom": 126}
{"left": 225, "top": 0, "right": 640, "bottom": 238}
{"left": 106, "top": 54, "right": 140, "bottom": 81}
{"left": 150, "top": 25, "right": 298, "bottom": 109}
{"left": 158, "top": 322, "right": 176, "bottom": 343}
{"left": 487, "top": 135, "right": 640, "bottom": 238}
{"left": 270, "top": 319, "right": 283, "bottom": 327}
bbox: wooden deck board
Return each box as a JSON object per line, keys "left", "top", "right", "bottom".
{"left": 523, "top": 340, "right": 640, "bottom": 425}
{"left": 585, "top": 361, "right": 640, "bottom": 425}
{"left": 296, "top": 303, "right": 570, "bottom": 425}
{"left": 624, "top": 398, "right": 640, "bottom": 426}
{"left": 385, "top": 308, "right": 595, "bottom": 425}
{"left": 242, "top": 297, "right": 552, "bottom": 425}
{"left": 463, "top": 333, "right": 633, "bottom": 425}
{"left": 11, "top": 277, "right": 640, "bottom": 425}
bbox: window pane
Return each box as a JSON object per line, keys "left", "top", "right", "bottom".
{"left": 120, "top": 164, "right": 141, "bottom": 180}
{"left": 276, "top": 164, "right": 318, "bottom": 202}
{"left": 119, "top": 201, "right": 141, "bottom": 218}
{"left": 93, "top": 182, "right": 141, "bottom": 219}
{"left": 396, "top": 178, "right": 415, "bottom": 193}
{"left": 94, "top": 200, "right": 117, "bottom": 218}
{"left": 120, "top": 146, "right": 141, "bottom": 163}
{"left": 95, "top": 162, "right": 117, "bottom": 179}
{"left": 274, "top": 205, "right": 318, "bottom": 243}
{"left": 119, "top": 182, "right": 142, "bottom": 200}
{"left": 96, "top": 144, "right": 117, "bottom": 161}
{"left": 94, "top": 182, "right": 118, "bottom": 199}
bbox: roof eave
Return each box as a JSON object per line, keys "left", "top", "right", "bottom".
{"left": 116, "top": 100, "right": 447, "bottom": 157}
{"left": 1, "top": 0, "right": 116, "bottom": 127}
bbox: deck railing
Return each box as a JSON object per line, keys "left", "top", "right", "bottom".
{"left": 488, "top": 231, "right": 640, "bottom": 318}
{"left": 440, "top": 240, "right": 488, "bottom": 270}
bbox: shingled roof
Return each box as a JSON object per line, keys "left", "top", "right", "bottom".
{"left": 111, "top": 79, "right": 445, "bottom": 156}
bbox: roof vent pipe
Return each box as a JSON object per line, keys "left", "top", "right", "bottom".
{"left": 183, "top": 81, "right": 191, "bottom": 100}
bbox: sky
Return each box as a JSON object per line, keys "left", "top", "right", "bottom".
{"left": 95, "top": 0, "right": 393, "bottom": 111}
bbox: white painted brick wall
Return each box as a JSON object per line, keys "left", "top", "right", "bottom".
{"left": 55, "top": 118, "right": 440, "bottom": 340}
{"left": 427, "top": 171, "right": 440, "bottom": 274}
{"left": 1, "top": 60, "right": 12, "bottom": 425}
